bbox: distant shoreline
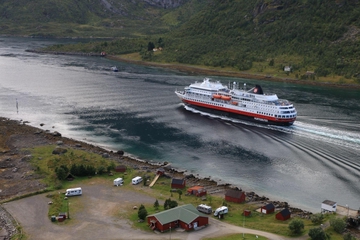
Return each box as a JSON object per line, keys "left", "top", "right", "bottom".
{"left": 26, "top": 49, "right": 360, "bottom": 89}
{"left": 106, "top": 55, "right": 360, "bottom": 90}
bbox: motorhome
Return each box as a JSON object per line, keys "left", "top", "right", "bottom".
{"left": 114, "top": 178, "right": 124, "bottom": 186}
{"left": 132, "top": 176, "right": 142, "bottom": 185}
{"left": 214, "top": 206, "right": 228, "bottom": 217}
{"left": 197, "top": 204, "right": 212, "bottom": 214}
{"left": 65, "top": 187, "right": 82, "bottom": 197}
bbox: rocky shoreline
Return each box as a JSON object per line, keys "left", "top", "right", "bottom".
{"left": 0, "top": 117, "right": 313, "bottom": 209}
{"left": 26, "top": 49, "right": 360, "bottom": 89}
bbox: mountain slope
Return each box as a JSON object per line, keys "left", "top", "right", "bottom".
{"left": 155, "top": 0, "right": 360, "bottom": 82}
{"left": 2, "top": 0, "right": 360, "bottom": 83}
{"left": 0, "top": 0, "right": 190, "bottom": 37}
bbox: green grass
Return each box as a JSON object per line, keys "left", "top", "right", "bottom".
{"left": 204, "top": 233, "right": 267, "bottom": 240}
{"left": 25, "top": 145, "right": 349, "bottom": 238}
{"left": 29, "top": 145, "right": 119, "bottom": 190}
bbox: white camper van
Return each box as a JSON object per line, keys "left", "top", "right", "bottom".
{"left": 132, "top": 176, "right": 142, "bottom": 185}
{"left": 197, "top": 204, "right": 212, "bottom": 214}
{"left": 65, "top": 187, "right": 82, "bottom": 197}
{"left": 114, "top": 178, "right": 124, "bottom": 186}
{"left": 214, "top": 206, "right": 228, "bottom": 217}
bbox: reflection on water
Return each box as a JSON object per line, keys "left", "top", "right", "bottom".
{"left": 0, "top": 37, "right": 359, "bottom": 212}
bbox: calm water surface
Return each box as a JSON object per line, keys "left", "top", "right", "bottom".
{"left": 0, "top": 37, "right": 359, "bottom": 212}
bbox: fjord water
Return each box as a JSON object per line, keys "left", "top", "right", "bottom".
{"left": 1, "top": 37, "right": 359, "bottom": 212}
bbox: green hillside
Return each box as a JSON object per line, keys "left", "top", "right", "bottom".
{"left": 0, "top": 0, "right": 190, "bottom": 37}
{"left": 3, "top": 0, "right": 360, "bottom": 84}
{"left": 158, "top": 0, "right": 360, "bottom": 83}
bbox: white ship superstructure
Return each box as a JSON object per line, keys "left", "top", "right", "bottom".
{"left": 175, "top": 78, "right": 297, "bottom": 125}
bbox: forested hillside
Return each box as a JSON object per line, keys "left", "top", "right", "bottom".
{"left": 160, "top": 0, "right": 360, "bottom": 82}
{"left": 0, "top": 0, "right": 192, "bottom": 37}
{"left": 3, "top": 0, "right": 360, "bottom": 83}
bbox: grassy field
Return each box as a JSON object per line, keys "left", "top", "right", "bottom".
{"left": 116, "top": 53, "right": 358, "bottom": 86}
{"left": 28, "top": 145, "right": 347, "bottom": 239}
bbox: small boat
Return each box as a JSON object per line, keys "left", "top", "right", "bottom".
{"left": 111, "top": 66, "right": 118, "bottom": 72}
{"left": 221, "top": 96, "right": 231, "bottom": 101}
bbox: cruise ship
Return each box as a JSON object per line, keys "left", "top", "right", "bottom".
{"left": 175, "top": 78, "right": 297, "bottom": 125}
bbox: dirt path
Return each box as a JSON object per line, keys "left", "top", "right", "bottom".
{"left": 3, "top": 180, "right": 298, "bottom": 240}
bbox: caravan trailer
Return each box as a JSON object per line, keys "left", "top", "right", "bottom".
{"left": 197, "top": 204, "right": 212, "bottom": 214}
{"left": 114, "top": 178, "right": 124, "bottom": 186}
{"left": 65, "top": 187, "right": 82, "bottom": 197}
{"left": 214, "top": 206, "right": 228, "bottom": 217}
{"left": 132, "top": 176, "right": 142, "bottom": 185}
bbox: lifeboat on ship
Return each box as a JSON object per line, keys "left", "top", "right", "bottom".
{"left": 231, "top": 101, "right": 238, "bottom": 105}
{"left": 213, "top": 94, "right": 221, "bottom": 99}
{"left": 221, "top": 95, "right": 231, "bottom": 101}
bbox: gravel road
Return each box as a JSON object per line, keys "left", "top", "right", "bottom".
{"left": 2, "top": 180, "right": 296, "bottom": 240}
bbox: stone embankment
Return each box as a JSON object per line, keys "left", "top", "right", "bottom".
{"left": 0, "top": 205, "right": 19, "bottom": 240}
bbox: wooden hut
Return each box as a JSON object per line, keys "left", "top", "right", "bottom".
{"left": 187, "top": 186, "right": 206, "bottom": 197}
{"left": 276, "top": 208, "right": 291, "bottom": 221}
{"left": 115, "top": 165, "right": 127, "bottom": 173}
{"left": 157, "top": 168, "right": 165, "bottom": 176}
{"left": 260, "top": 203, "right": 275, "bottom": 214}
{"left": 243, "top": 210, "right": 251, "bottom": 217}
{"left": 147, "top": 204, "right": 208, "bottom": 232}
{"left": 225, "top": 189, "right": 245, "bottom": 203}
{"left": 321, "top": 200, "right": 337, "bottom": 213}
{"left": 171, "top": 178, "right": 186, "bottom": 189}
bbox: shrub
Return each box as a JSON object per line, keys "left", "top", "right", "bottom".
{"left": 308, "top": 227, "right": 328, "bottom": 240}
{"left": 311, "top": 213, "right": 324, "bottom": 225}
{"left": 138, "top": 204, "right": 147, "bottom": 220}
{"left": 330, "top": 217, "right": 346, "bottom": 234}
{"left": 288, "top": 219, "right": 304, "bottom": 234}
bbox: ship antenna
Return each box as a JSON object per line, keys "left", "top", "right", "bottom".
{"left": 244, "top": 83, "right": 246, "bottom": 91}
{"left": 233, "top": 82, "right": 236, "bottom": 90}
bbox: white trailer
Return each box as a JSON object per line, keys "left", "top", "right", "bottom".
{"left": 65, "top": 187, "right": 82, "bottom": 197}
{"left": 197, "top": 204, "right": 212, "bottom": 214}
{"left": 132, "top": 176, "right": 142, "bottom": 185}
{"left": 114, "top": 178, "right": 124, "bottom": 186}
{"left": 214, "top": 206, "right": 228, "bottom": 217}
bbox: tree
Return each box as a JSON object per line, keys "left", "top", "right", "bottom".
{"left": 153, "top": 199, "right": 159, "bottom": 210}
{"left": 158, "top": 37, "right": 164, "bottom": 48}
{"left": 343, "top": 233, "right": 356, "bottom": 240}
{"left": 308, "top": 227, "right": 328, "bottom": 240}
{"left": 330, "top": 217, "right": 346, "bottom": 234}
{"left": 311, "top": 213, "right": 324, "bottom": 225}
{"left": 169, "top": 199, "right": 178, "bottom": 209}
{"left": 138, "top": 204, "right": 147, "bottom": 220}
{"left": 177, "top": 189, "right": 182, "bottom": 200}
{"left": 269, "top": 58, "right": 275, "bottom": 66}
{"left": 97, "top": 165, "right": 105, "bottom": 175}
{"left": 55, "top": 166, "right": 67, "bottom": 180}
{"left": 288, "top": 219, "right": 304, "bottom": 234}
{"left": 164, "top": 198, "right": 178, "bottom": 210}
{"left": 147, "top": 42, "right": 155, "bottom": 51}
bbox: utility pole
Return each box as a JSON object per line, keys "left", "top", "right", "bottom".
{"left": 243, "top": 213, "right": 245, "bottom": 238}
{"left": 67, "top": 200, "right": 70, "bottom": 219}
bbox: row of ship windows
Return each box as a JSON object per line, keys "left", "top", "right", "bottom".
{"left": 258, "top": 111, "right": 296, "bottom": 118}
{"left": 190, "top": 92, "right": 291, "bottom": 110}
{"left": 191, "top": 98, "right": 223, "bottom": 107}
{"left": 189, "top": 97, "right": 296, "bottom": 118}
{"left": 191, "top": 92, "right": 294, "bottom": 109}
